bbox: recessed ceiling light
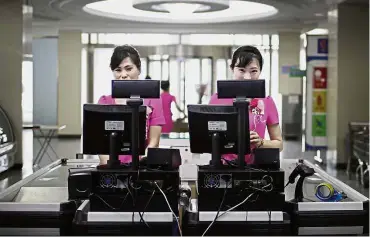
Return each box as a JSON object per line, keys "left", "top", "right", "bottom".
{"left": 83, "top": 0, "right": 278, "bottom": 24}
{"left": 315, "top": 13, "right": 324, "bottom": 17}
{"left": 152, "top": 3, "right": 210, "bottom": 15}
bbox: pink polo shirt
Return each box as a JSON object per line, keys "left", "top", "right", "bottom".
{"left": 160, "top": 92, "right": 176, "bottom": 133}
{"left": 98, "top": 95, "right": 166, "bottom": 163}
{"left": 209, "top": 93, "right": 279, "bottom": 164}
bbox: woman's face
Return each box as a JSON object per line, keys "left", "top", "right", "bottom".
{"left": 113, "top": 57, "right": 140, "bottom": 80}
{"left": 232, "top": 58, "right": 261, "bottom": 80}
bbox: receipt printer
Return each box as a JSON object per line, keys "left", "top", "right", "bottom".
{"left": 68, "top": 167, "right": 93, "bottom": 200}
{"left": 147, "top": 148, "right": 182, "bottom": 169}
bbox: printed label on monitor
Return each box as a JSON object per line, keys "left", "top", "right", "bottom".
{"left": 208, "top": 121, "right": 227, "bottom": 131}
{"left": 104, "top": 121, "right": 125, "bottom": 131}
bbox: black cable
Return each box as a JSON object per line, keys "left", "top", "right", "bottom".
{"left": 284, "top": 182, "right": 289, "bottom": 189}
{"left": 91, "top": 192, "right": 129, "bottom": 210}
{"left": 203, "top": 181, "right": 230, "bottom": 236}
{"left": 131, "top": 169, "right": 149, "bottom": 227}
{"left": 221, "top": 158, "right": 266, "bottom": 172}
{"left": 138, "top": 189, "right": 156, "bottom": 228}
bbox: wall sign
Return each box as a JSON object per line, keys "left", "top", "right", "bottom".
{"left": 305, "top": 35, "right": 329, "bottom": 150}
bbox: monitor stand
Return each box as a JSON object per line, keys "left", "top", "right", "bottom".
{"left": 96, "top": 132, "right": 124, "bottom": 170}
{"left": 210, "top": 132, "right": 222, "bottom": 168}
{"left": 107, "top": 132, "right": 121, "bottom": 168}
{"left": 127, "top": 97, "right": 143, "bottom": 170}
{"left": 98, "top": 97, "right": 143, "bottom": 170}
{"left": 233, "top": 97, "right": 250, "bottom": 170}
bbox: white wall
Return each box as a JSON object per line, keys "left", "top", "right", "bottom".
{"left": 58, "top": 30, "right": 82, "bottom": 136}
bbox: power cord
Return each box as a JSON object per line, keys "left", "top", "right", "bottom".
{"left": 154, "top": 181, "right": 182, "bottom": 236}
{"left": 91, "top": 181, "right": 133, "bottom": 210}
{"left": 201, "top": 181, "right": 230, "bottom": 237}
{"left": 201, "top": 174, "right": 273, "bottom": 236}
{"left": 137, "top": 189, "right": 156, "bottom": 228}
{"left": 217, "top": 192, "right": 256, "bottom": 219}
{"left": 90, "top": 192, "right": 130, "bottom": 210}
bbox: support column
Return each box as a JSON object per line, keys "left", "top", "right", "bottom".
{"left": 278, "top": 32, "right": 302, "bottom": 140}
{"left": 327, "top": 2, "right": 369, "bottom": 166}
{"left": 0, "top": 0, "right": 23, "bottom": 165}
{"left": 58, "top": 30, "right": 82, "bottom": 136}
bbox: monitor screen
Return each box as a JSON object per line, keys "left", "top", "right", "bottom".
{"left": 83, "top": 104, "right": 147, "bottom": 156}
{"left": 187, "top": 104, "right": 250, "bottom": 155}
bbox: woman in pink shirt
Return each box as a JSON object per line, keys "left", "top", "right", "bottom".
{"left": 160, "top": 80, "right": 183, "bottom": 134}
{"left": 209, "top": 45, "right": 283, "bottom": 164}
{"left": 98, "top": 45, "right": 166, "bottom": 164}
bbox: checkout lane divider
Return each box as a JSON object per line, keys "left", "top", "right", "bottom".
{"left": 0, "top": 159, "right": 62, "bottom": 201}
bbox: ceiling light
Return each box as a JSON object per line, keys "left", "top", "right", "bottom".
{"left": 83, "top": 0, "right": 278, "bottom": 24}
{"left": 315, "top": 13, "right": 324, "bottom": 17}
{"left": 134, "top": 0, "right": 229, "bottom": 13}
{"left": 306, "top": 28, "right": 328, "bottom": 35}
{"left": 152, "top": 3, "right": 209, "bottom": 15}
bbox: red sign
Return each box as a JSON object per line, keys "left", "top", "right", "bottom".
{"left": 313, "top": 67, "right": 327, "bottom": 89}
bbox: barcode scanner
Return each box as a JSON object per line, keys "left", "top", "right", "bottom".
{"left": 286, "top": 160, "right": 315, "bottom": 202}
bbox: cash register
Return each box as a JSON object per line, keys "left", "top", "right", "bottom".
{"left": 184, "top": 80, "right": 290, "bottom": 236}
{"left": 70, "top": 80, "right": 181, "bottom": 236}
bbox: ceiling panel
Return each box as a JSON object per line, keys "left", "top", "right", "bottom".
{"left": 29, "top": 0, "right": 343, "bottom": 34}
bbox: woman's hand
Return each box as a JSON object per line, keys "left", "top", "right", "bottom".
{"left": 250, "top": 131, "right": 262, "bottom": 147}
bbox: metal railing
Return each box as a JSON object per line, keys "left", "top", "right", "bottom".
{"left": 347, "top": 122, "right": 369, "bottom": 188}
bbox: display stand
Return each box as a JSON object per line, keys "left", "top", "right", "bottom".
{"left": 107, "top": 132, "right": 120, "bottom": 168}
{"left": 211, "top": 133, "right": 222, "bottom": 168}
{"left": 127, "top": 98, "right": 143, "bottom": 170}
{"left": 233, "top": 98, "right": 250, "bottom": 169}
{"left": 98, "top": 98, "right": 143, "bottom": 170}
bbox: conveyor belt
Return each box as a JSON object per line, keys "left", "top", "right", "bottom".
{"left": 0, "top": 159, "right": 97, "bottom": 236}
{"left": 0, "top": 156, "right": 368, "bottom": 236}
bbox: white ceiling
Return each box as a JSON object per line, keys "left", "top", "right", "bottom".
{"left": 31, "top": 0, "right": 346, "bottom": 36}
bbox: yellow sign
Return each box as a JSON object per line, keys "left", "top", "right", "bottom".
{"left": 313, "top": 91, "right": 326, "bottom": 113}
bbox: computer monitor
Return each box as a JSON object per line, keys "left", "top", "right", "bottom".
{"left": 83, "top": 104, "right": 147, "bottom": 168}
{"left": 187, "top": 104, "right": 250, "bottom": 168}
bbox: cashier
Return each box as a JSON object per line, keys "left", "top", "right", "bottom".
{"left": 97, "top": 45, "right": 166, "bottom": 165}
{"left": 209, "top": 45, "right": 283, "bottom": 164}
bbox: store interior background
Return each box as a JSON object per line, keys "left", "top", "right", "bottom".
{"left": 0, "top": 0, "right": 368, "bottom": 196}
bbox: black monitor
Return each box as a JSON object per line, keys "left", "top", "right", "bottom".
{"left": 217, "top": 80, "right": 265, "bottom": 99}
{"left": 112, "top": 79, "right": 160, "bottom": 99}
{"left": 187, "top": 105, "right": 250, "bottom": 168}
{"left": 83, "top": 104, "right": 147, "bottom": 168}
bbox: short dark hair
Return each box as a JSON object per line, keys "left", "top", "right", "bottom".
{"left": 110, "top": 45, "right": 141, "bottom": 71}
{"left": 230, "top": 45, "right": 263, "bottom": 71}
{"left": 161, "top": 80, "right": 170, "bottom": 91}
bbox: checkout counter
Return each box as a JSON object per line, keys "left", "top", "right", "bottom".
{"left": 0, "top": 137, "right": 368, "bottom": 236}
